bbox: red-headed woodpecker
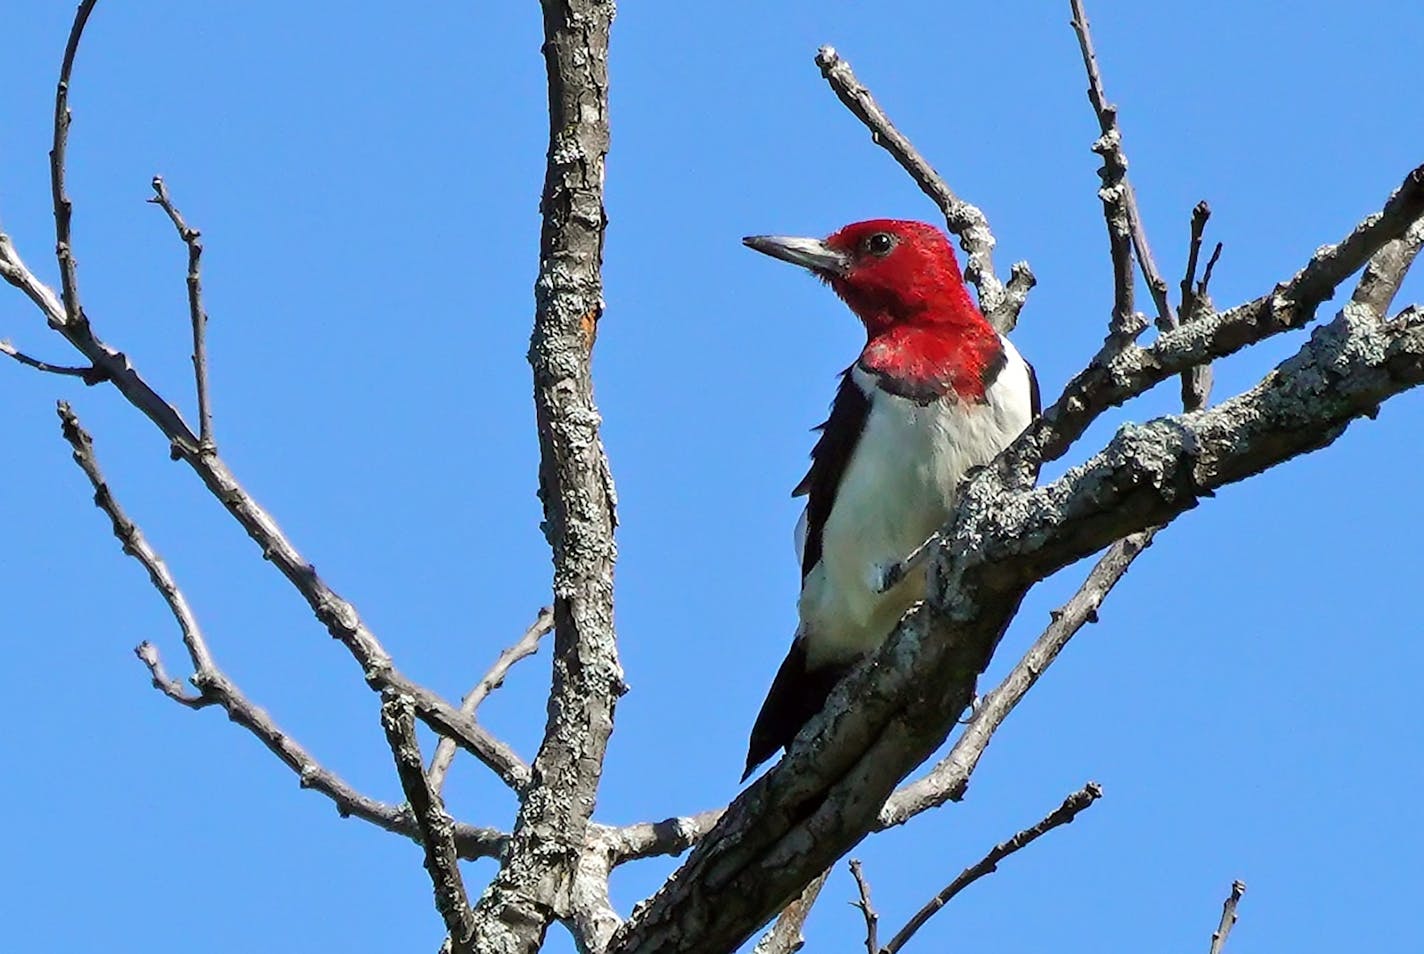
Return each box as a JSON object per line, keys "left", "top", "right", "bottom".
{"left": 740, "top": 219, "right": 1039, "bottom": 780}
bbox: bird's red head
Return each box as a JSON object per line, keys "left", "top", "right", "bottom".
{"left": 744, "top": 219, "right": 1001, "bottom": 400}
{"left": 743, "top": 219, "right": 982, "bottom": 336}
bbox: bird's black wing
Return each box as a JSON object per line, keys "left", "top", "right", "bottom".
{"left": 742, "top": 639, "right": 849, "bottom": 780}
{"left": 743, "top": 370, "right": 871, "bottom": 780}
{"left": 792, "top": 368, "right": 871, "bottom": 580}
{"left": 1025, "top": 357, "right": 1041, "bottom": 419}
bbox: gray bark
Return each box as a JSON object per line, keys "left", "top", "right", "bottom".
{"left": 465, "top": 1, "right": 622, "bottom": 951}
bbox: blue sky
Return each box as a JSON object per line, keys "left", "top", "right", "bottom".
{"left": 3, "top": 2, "right": 1422, "bottom": 952}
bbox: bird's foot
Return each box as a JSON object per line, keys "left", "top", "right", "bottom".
{"left": 870, "top": 559, "right": 905, "bottom": 595}
{"left": 869, "top": 530, "right": 944, "bottom": 595}
{"left": 957, "top": 692, "right": 985, "bottom": 725}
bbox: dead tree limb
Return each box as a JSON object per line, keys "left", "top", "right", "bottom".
{"left": 1208, "top": 880, "right": 1247, "bottom": 954}
{"left": 148, "top": 175, "right": 215, "bottom": 452}
{"left": 428, "top": 607, "right": 554, "bottom": 794}
{"left": 465, "top": 2, "right": 622, "bottom": 951}
{"left": 55, "top": 402, "right": 508, "bottom": 860}
{"left": 882, "top": 783, "right": 1103, "bottom": 953}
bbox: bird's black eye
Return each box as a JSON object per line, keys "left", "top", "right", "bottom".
{"left": 864, "top": 232, "right": 896, "bottom": 257}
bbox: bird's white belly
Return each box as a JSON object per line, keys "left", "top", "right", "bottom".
{"left": 798, "top": 361, "right": 1031, "bottom": 666}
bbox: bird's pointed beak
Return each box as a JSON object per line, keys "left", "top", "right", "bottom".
{"left": 742, "top": 234, "right": 850, "bottom": 277}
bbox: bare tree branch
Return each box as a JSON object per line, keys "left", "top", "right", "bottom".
{"left": 1069, "top": 0, "right": 1171, "bottom": 329}
{"left": 1178, "top": 202, "right": 1217, "bottom": 411}
{"left": 58, "top": 401, "right": 215, "bottom": 674}
{"left": 144, "top": 639, "right": 508, "bottom": 861}
{"left": 813, "top": 46, "right": 1034, "bottom": 333}
{"left": 0, "top": 234, "right": 530, "bottom": 791}
{"left": 1021, "top": 160, "right": 1424, "bottom": 473}
{"left": 602, "top": 809, "right": 725, "bottom": 866}
{"left": 381, "top": 692, "right": 476, "bottom": 953}
{"left": 1, "top": 337, "right": 100, "bottom": 381}
{"left": 56, "top": 402, "right": 508, "bottom": 861}
{"left": 133, "top": 640, "right": 206, "bottom": 706}
{"left": 0, "top": 232, "right": 72, "bottom": 332}
{"left": 1352, "top": 218, "right": 1424, "bottom": 318}
{"left": 1, "top": 1, "right": 536, "bottom": 794}
{"left": 50, "top": 0, "right": 99, "bottom": 337}
{"left": 429, "top": 607, "right": 554, "bottom": 794}
{"left": 751, "top": 871, "right": 830, "bottom": 954}
{"left": 566, "top": 841, "right": 622, "bottom": 954}
{"left": 1180, "top": 202, "right": 1212, "bottom": 322}
{"left": 1070, "top": 0, "right": 1211, "bottom": 406}
{"left": 848, "top": 860, "right": 879, "bottom": 954}
{"left": 882, "top": 783, "right": 1103, "bottom": 954}
{"left": 467, "top": 2, "right": 620, "bottom": 950}
{"left": 1208, "top": 880, "right": 1247, "bottom": 954}
{"left": 148, "top": 175, "right": 215, "bottom": 452}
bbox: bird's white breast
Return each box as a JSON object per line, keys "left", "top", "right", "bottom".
{"left": 797, "top": 337, "right": 1034, "bottom": 667}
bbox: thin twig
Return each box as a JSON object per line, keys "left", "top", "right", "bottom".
{"left": 883, "top": 783, "right": 1103, "bottom": 954}
{"left": 427, "top": 606, "right": 553, "bottom": 793}
{"left": 50, "top": 0, "right": 100, "bottom": 334}
{"left": 133, "top": 640, "right": 205, "bottom": 706}
{"left": 1208, "top": 880, "right": 1247, "bottom": 954}
{"left": 381, "top": 692, "right": 476, "bottom": 953}
{"left": 148, "top": 175, "right": 215, "bottom": 452}
{"left": 58, "top": 401, "right": 215, "bottom": 674}
{"left": 814, "top": 45, "right": 1034, "bottom": 333}
{"left": 848, "top": 859, "right": 880, "bottom": 954}
{"left": 56, "top": 402, "right": 508, "bottom": 860}
{"left": 880, "top": 532, "right": 1150, "bottom": 826}
{"left": 1069, "top": 0, "right": 1173, "bottom": 330}
{"left": 1069, "top": 0, "right": 1214, "bottom": 407}
{"left": 1200, "top": 241, "right": 1223, "bottom": 294}
{"left": 751, "top": 870, "right": 831, "bottom": 954}
{"left": 3, "top": 246, "right": 529, "bottom": 787}
{"left": 1177, "top": 201, "right": 1216, "bottom": 411}
{"left": 1, "top": 338, "right": 100, "bottom": 382}
{"left": 139, "top": 643, "right": 508, "bottom": 858}
{"left": 1072, "top": 0, "right": 1140, "bottom": 354}
{"left": 7, "top": 252, "right": 530, "bottom": 790}
{"left": 13, "top": 0, "right": 533, "bottom": 793}
{"left": 1180, "top": 201, "right": 1212, "bottom": 321}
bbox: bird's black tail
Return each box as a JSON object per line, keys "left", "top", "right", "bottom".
{"left": 742, "top": 639, "right": 850, "bottom": 781}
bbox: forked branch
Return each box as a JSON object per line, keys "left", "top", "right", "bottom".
{"left": 428, "top": 607, "right": 553, "bottom": 794}
{"left": 148, "top": 175, "right": 215, "bottom": 452}
{"left": 56, "top": 402, "right": 507, "bottom": 860}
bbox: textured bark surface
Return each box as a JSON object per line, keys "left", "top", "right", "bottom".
{"left": 465, "top": 2, "right": 622, "bottom": 951}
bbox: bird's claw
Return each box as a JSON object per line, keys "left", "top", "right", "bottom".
{"left": 871, "top": 559, "right": 905, "bottom": 595}
{"left": 957, "top": 692, "right": 985, "bottom": 725}
{"left": 869, "top": 530, "right": 944, "bottom": 595}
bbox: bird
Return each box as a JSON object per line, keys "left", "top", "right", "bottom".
{"left": 739, "top": 219, "right": 1039, "bottom": 781}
